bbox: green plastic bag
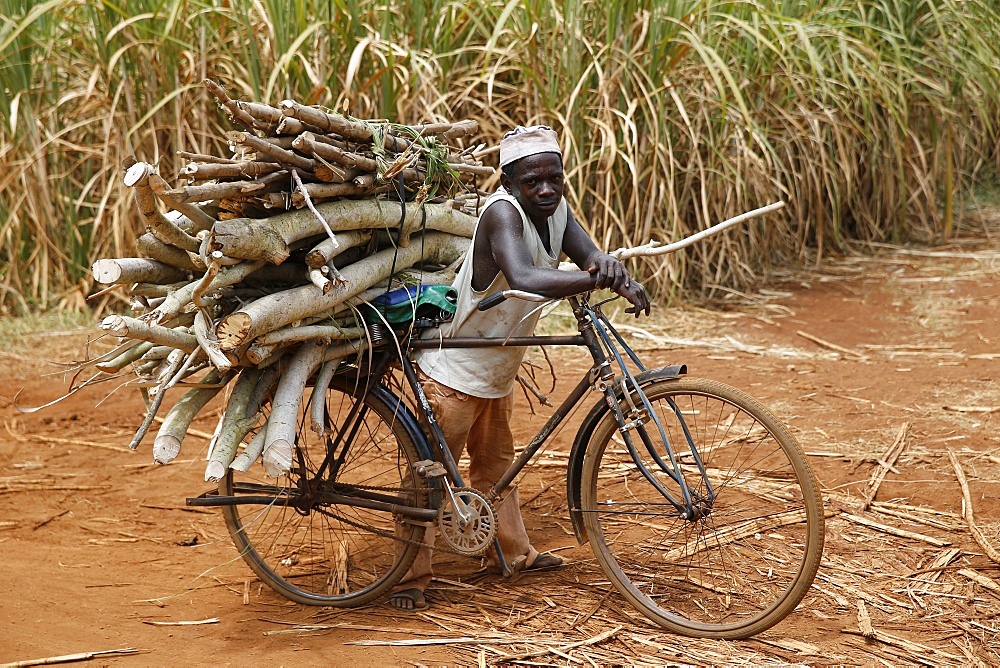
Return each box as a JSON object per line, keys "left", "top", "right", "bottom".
{"left": 364, "top": 284, "right": 457, "bottom": 325}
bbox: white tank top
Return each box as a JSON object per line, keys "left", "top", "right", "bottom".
{"left": 415, "top": 188, "right": 568, "bottom": 398}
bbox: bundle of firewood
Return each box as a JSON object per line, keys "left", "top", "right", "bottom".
{"left": 90, "top": 79, "right": 487, "bottom": 481}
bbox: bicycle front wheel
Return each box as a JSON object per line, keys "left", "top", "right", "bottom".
{"left": 580, "top": 377, "right": 824, "bottom": 638}
{"left": 221, "top": 377, "right": 428, "bottom": 606}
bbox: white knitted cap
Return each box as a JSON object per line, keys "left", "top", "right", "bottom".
{"left": 498, "top": 125, "right": 561, "bottom": 168}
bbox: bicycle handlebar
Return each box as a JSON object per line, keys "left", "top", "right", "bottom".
{"left": 476, "top": 289, "right": 550, "bottom": 312}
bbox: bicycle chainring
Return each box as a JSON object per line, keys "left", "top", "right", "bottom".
{"left": 437, "top": 488, "right": 496, "bottom": 556}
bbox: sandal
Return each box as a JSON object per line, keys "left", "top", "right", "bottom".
{"left": 389, "top": 587, "right": 429, "bottom": 611}
{"left": 525, "top": 552, "right": 567, "bottom": 571}
{"left": 491, "top": 552, "right": 568, "bottom": 577}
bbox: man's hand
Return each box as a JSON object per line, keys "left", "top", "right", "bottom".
{"left": 621, "top": 281, "right": 651, "bottom": 318}
{"left": 587, "top": 253, "right": 630, "bottom": 292}
{"left": 587, "top": 253, "right": 650, "bottom": 317}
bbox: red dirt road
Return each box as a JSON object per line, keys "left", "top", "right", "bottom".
{"left": 3, "top": 234, "right": 1000, "bottom": 666}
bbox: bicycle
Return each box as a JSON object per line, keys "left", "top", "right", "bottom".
{"left": 188, "top": 288, "right": 825, "bottom": 639}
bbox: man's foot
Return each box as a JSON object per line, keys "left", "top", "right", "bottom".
{"left": 525, "top": 552, "right": 567, "bottom": 571}
{"left": 490, "top": 552, "right": 568, "bottom": 577}
{"left": 389, "top": 587, "right": 429, "bottom": 611}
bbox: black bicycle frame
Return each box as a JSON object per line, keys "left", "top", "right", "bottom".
{"left": 402, "top": 295, "right": 712, "bottom": 518}
{"left": 188, "top": 295, "right": 713, "bottom": 524}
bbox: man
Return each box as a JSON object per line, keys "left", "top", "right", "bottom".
{"left": 390, "top": 125, "right": 650, "bottom": 611}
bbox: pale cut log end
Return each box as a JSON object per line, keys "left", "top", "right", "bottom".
{"left": 244, "top": 342, "right": 275, "bottom": 366}
{"left": 124, "top": 161, "right": 154, "bottom": 187}
{"left": 262, "top": 439, "right": 293, "bottom": 478}
{"left": 100, "top": 314, "right": 128, "bottom": 336}
{"left": 92, "top": 259, "right": 123, "bottom": 284}
{"left": 204, "top": 460, "right": 226, "bottom": 483}
{"left": 217, "top": 312, "right": 252, "bottom": 351}
{"left": 153, "top": 435, "right": 181, "bottom": 465}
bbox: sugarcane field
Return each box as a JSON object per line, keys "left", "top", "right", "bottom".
{"left": 2, "top": 1, "right": 1000, "bottom": 667}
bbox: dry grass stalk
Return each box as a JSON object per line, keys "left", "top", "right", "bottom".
{"left": 917, "top": 548, "right": 963, "bottom": 589}
{"left": 796, "top": 330, "right": 868, "bottom": 360}
{"left": 841, "top": 627, "right": 968, "bottom": 664}
{"left": 840, "top": 512, "right": 952, "bottom": 547}
{"left": 957, "top": 569, "right": 1000, "bottom": 596}
{"left": 869, "top": 503, "right": 964, "bottom": 532}
{"left": 661, "top": 508, "right": 807, "bottom": 561}
{"left": 492, "top": 625, "right": 622, "bottom": 662}
{"left": 864, "top": 422, "right": 910, "bottom": 509}
{"left": 947, "top": 451, "right": 1000, "bottom": 564}
{"left": 0, "top": 648, "right": 140, "bottom": 667}
{"left": 4, "top": 421, "right": 130, "bottom": 454}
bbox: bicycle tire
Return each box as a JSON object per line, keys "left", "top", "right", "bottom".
{"left": 580, "top": 377, "right": 824, "bottom": 638}
{"left": 220, "top": 376, "right": 429, "bottom": 606}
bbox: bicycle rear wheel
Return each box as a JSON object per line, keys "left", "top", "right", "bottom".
{"left": 221, "top": 377, "right": 428, "bottom": 606}
{"left": 580, "top": 377, "right": 824, "bottom": 638}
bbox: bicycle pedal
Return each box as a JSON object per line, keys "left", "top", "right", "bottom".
{"left": 413, "top": 459, "right": 447, "bottom": 479}
{"left": 503, "top": 554, "right": 528, "bottom": 581}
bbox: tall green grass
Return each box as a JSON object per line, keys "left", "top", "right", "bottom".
{"left": 1, "top": 0, "right": 998, "bottom": 313}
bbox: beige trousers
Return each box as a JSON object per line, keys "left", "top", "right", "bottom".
{"left": 394, "top": 373, "right": 539, "bottom": 592}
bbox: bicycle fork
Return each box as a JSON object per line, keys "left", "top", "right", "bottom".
{"left": 580, "top": 300, "right": 715, "bottom": 521}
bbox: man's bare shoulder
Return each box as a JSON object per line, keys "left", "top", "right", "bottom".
{"left": 479, "top": 198, "right": 523, "bottom": 235}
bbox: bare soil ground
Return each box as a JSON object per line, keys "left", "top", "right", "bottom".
{"left": 4, "top": 224, "right": 1000, "bottom": 667}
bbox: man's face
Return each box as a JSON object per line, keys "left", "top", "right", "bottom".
{"left": 504, "top": 153, "right": 564, "bottom": 222}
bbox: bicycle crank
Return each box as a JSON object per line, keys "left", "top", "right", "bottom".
{"left": 437, "top": 487, "right": 496, "bottom": 556}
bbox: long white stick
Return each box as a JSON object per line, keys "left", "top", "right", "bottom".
{"left": 610, "top": 200, "right": 786, "bottom": 261}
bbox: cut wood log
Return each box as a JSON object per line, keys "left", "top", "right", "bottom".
{"left": 164, "top": 174, "right": 286, "bottom": 204}
{"left": 261, "top": 341, "right": 328, "bottom": 477}
{"left": 180, "top": 161, "right": 283, "bottom": 180}
{"left": 279, "top": 99, "right": 374, "bottom": 142}
{"left": 125, "top": 162, "right": 201, "bottom": 252}
{"left": 205, "top": 367, "right": 266, "bottom": 481}
{"left": 193, "top": 310, "right": 237, "bottom": 373}
{"left": 92, "top": 258, "right": 192, "bottom": 285}
{"left": 290, "top": 182, "right": 378, "bottom": 205}
{"left": 215, "top": 232, "right": 469, "bottom": 349}
{"left": 203, "top": 78, "right": 256, "bottom": 129}
{"left": 232, "top": 131, "right": 316, "bottom": 172}
{"left": 129, "top": 349, "right": 186, "bottom": 450}
{"left": 610, "top": 201, "right": 786, "bottom": 261}
{"left": 292, "top": 133, "right": 378, "bottom": 172}
{"left": 153, "top": 369, "right": 229, "bottom": 464}
{"left": 100, "top": 315, "right": 198, "bottom": 352}
{"left": 305, "top": 230, "right": 372, "bottom": 268}
{"left": 211, "top": 200, "right": 475, "bottom": 264}
{"left": 150, "top": 260, "right": 266, "bottom": 323}
{"left": 147, "top": 172, "right": 216, "bottom": 232}
{"left": 136, "top": 233, "right": 200, "bottom": 270}
{"left": 95, "top": 341, "right": 155, "bottom": 373}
